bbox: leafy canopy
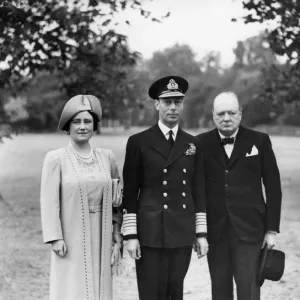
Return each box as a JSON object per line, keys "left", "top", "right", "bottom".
{"left": 0, "top": 0, "right": 166, "bottom": 88}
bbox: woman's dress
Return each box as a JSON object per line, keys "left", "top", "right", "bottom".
{"left": 40, "top": 145, "right": 121, "bottom": 300}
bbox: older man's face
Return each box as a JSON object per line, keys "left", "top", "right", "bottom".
{"left": 213, "top": 94, "right": 242, "bottom": 137}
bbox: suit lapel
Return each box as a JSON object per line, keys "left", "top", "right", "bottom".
{"left": 164, "top": 128, "right": 190, "bottom": 168}
{"left": 149, "top": 124, "right": 170, "bottom": 160}
{"left": 208, "top": 129, "right": 227, "bottom": 169}
{"left": 228, "top": 126, "right": 252, "bottom": 167}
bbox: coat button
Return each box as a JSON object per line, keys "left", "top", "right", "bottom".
{"left": 182, "top": 192, "right": 186, "bottom": 197}
{"left": 163, "top": 181, "right": 167, "bottom": 185}
{"left": 225, "top": 170, "right": 229, "bottom": 173}
{"left": 183, "top": 180, "right": 186, "bottom": 185}
{"left": 183, "top": 169, "right": 187, "bottom": 173}
{"left": 225, "top": 184, "right": 228, "bottom": 188}
{"left": 163, "top": 169, "right": 167, "bottom": 173}
{"left": 164, "top": 204, "right": 168, "bottom": 209}
{"left": 183, "top": 204, "right": 186, "bottom": 209}
{"left": 163, "top": 192, "right": 168, "bottom": 197}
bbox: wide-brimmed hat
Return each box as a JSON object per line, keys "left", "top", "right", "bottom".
{"left": 148, "top": 76, "right": 188, "bottom": 100}
{"left": 58, "top": 95, "right": 102, "bottom": 131}
{"left": 257, "top": 245, "right": 285, "bottom": 287}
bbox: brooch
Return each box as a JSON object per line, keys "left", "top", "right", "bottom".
{"left": 185, "top": 143, "right": 196, "bottom": 155}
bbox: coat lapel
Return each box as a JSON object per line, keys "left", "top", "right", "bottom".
{"left": 149, "top": 124, "right": 171, "bottom": 160}
{"left": 164, "top": 128, "right": 190, "bottom": 168}
{"left": 228, "top": 126, "right": 252, "bottom": 167}
{"left": 208, "top": 129, "right": 227, "bottom": 169}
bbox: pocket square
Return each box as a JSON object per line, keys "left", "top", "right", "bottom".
{"left": 246, "top": 145, "right": 259, "bottom": 157}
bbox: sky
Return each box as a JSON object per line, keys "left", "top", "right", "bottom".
{"left": 114, "top": 0, "right": 268, "bottom": 67}
{"left": 0, "top": 0, "right": 269, "bottom": 70}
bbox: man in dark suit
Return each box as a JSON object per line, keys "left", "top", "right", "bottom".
{"left": 197, "top": 92, "right": 282, "bottom": 300}
{"left": 122, "top": 76, "right": 208, "bottom": 300}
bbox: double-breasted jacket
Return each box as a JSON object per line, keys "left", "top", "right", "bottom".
{"left": 122, "top": 124, "right": 206, "bottom": 248}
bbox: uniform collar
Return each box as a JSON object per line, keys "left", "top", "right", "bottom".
{"left": 158, "top": 120, "right": 179, "bottom": 140}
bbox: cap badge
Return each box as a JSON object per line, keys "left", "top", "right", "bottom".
{"left": 167, "top": 79, "right": 178, "bottom": 90}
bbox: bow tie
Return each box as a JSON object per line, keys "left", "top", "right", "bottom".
{"left": 221, "top": 137, "right": 235, "bottom": 146}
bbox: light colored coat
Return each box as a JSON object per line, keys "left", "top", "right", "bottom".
{"left": 40, "top": 145, "right": 121, "bottom": 300}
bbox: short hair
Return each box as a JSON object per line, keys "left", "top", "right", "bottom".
{"left": 212, "top": 91, "right": 240, "bottom": 112}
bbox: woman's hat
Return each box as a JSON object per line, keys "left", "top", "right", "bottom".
{"left": 257, "top": 245, "right": 285, "bottom": 287}
{"left": 148, "top": 76, "right": 188, "bottom": 100}
{"left": 58, "top": 95, "right": 102, "bottom": 131}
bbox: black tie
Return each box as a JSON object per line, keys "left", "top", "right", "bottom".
{"left": 221, "top": 137, "right": 234, "bottom": 146}
{"left": 168, "top": 130, "right": 175, "bottom": 148}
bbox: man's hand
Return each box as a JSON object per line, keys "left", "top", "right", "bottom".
{"left": 126, "top": 239, "right": 141, "bottom": 260}
{"left": 262, "top": 231, "right": 277, "bottom": 249}
{"left": 194, "top": 237, "right": 209, "bottom": 258}
{"left": 51, "top": 239, "right": 67, "bottom": 257}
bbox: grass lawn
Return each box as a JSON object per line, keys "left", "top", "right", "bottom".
{"left": 0, "top": 132, "right": 300, "bottom": 300}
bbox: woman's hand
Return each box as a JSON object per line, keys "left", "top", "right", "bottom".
{"left": 51, "top": 239, "right": 67, "bottom": 258}
{"left": 113, "top": 232, "right": 123, "bottom": 248}
{"left": 113, "top": 222, "right": 123, "bottom": 248}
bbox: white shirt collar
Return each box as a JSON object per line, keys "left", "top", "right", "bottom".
{"left": 218, "top": 128, "right": 239, "bottom": 140}
{"left": 158, "top": 120, "right": 179, "bottom": 140}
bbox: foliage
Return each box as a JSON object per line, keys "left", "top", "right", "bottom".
{"left": 241, "top": 0, "right": 300, "bottom": 63}
{"left": 238, "top": 0, "right": 300, "bottom": 125}
{"left": 0, "top": 0, "right": 164, "bottom": 88}
{"left": 147, "top": 44, "right": 202, "bottom": 80}
{"left": 0, "top": 0, "right": 167, "bottom": 136}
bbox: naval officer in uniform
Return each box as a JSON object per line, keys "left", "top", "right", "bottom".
{"left": 122, "top": 76, "right": 208, "bottom": 300}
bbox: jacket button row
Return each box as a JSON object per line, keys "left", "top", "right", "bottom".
{"left": 182, "top": 192, "right": 186, "bottom": 197}
{"left": 183, "top": 169, "right": 187, "bottom": 173}
{"left": 163, "top": 169, "right": 167, "bottom": 173}
{"left": 163, "top": 192, "right": 168, "bottom": 197}
{"left": 183, "top": 180, "right": 186, "bottom": 185}
{"left": 163, "top": 181, "right": 167, "bottom": 185}
{"left": 164, "top": 204, "right": 168, "bottom": 209}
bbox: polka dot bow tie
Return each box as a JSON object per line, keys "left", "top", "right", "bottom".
{"left": 221, "top": 137, "right": 234, "bottom": 146}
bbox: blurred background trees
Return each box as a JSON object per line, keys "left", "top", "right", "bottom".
{"left": 240, "top": 0, "right": 300, "bottom": 126}
{"left": 0, "top": 0, "right": 164, "bottom": 136}
{"left": 1, "top": 0, "right": 300, "bottom": 137}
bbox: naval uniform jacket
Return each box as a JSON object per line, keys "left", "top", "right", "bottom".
{"left": 122, "top": 124, "right": 206, "bottom": 248}
{"left": 197, "top": 126, "right": 282, "bottom": 244}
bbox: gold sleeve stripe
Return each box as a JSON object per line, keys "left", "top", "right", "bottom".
{"left": 195, "top": 212, "right": 207, "bottom": 233}
{"left": 123, "top": 213, "right": 137, "bottom": 235}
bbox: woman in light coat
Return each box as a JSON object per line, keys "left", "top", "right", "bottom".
{"left": 40, "top": 95, "right": 122, "bottom": 300}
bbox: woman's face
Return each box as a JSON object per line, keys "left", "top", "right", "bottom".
{"left": 69, "top": 111, "right": 94, "bottom": 144}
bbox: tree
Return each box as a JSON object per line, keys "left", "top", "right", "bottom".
{"left": 237, "top": 0, "right": 300, "bottom": 124}
{"left": 147, "top": 44, "right": 202, "bottom": 80}
{"left": 232, "top": 34, "right": 276, "bottom": 69}
{"left": 0, "top": 0, "right": 167, "bottom": 136}
{"left": 241, "top": 0, "right": 300, "bottom": 63}
{"left": 0, "top": 0, "right": 165, "bottom": 88}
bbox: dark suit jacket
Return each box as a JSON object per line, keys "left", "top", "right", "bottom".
{"left": 197, "top": 126, "right": 282, "bottom": 243}
{"left": 122, "top": 124, "right": 206, "bottom": 248}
